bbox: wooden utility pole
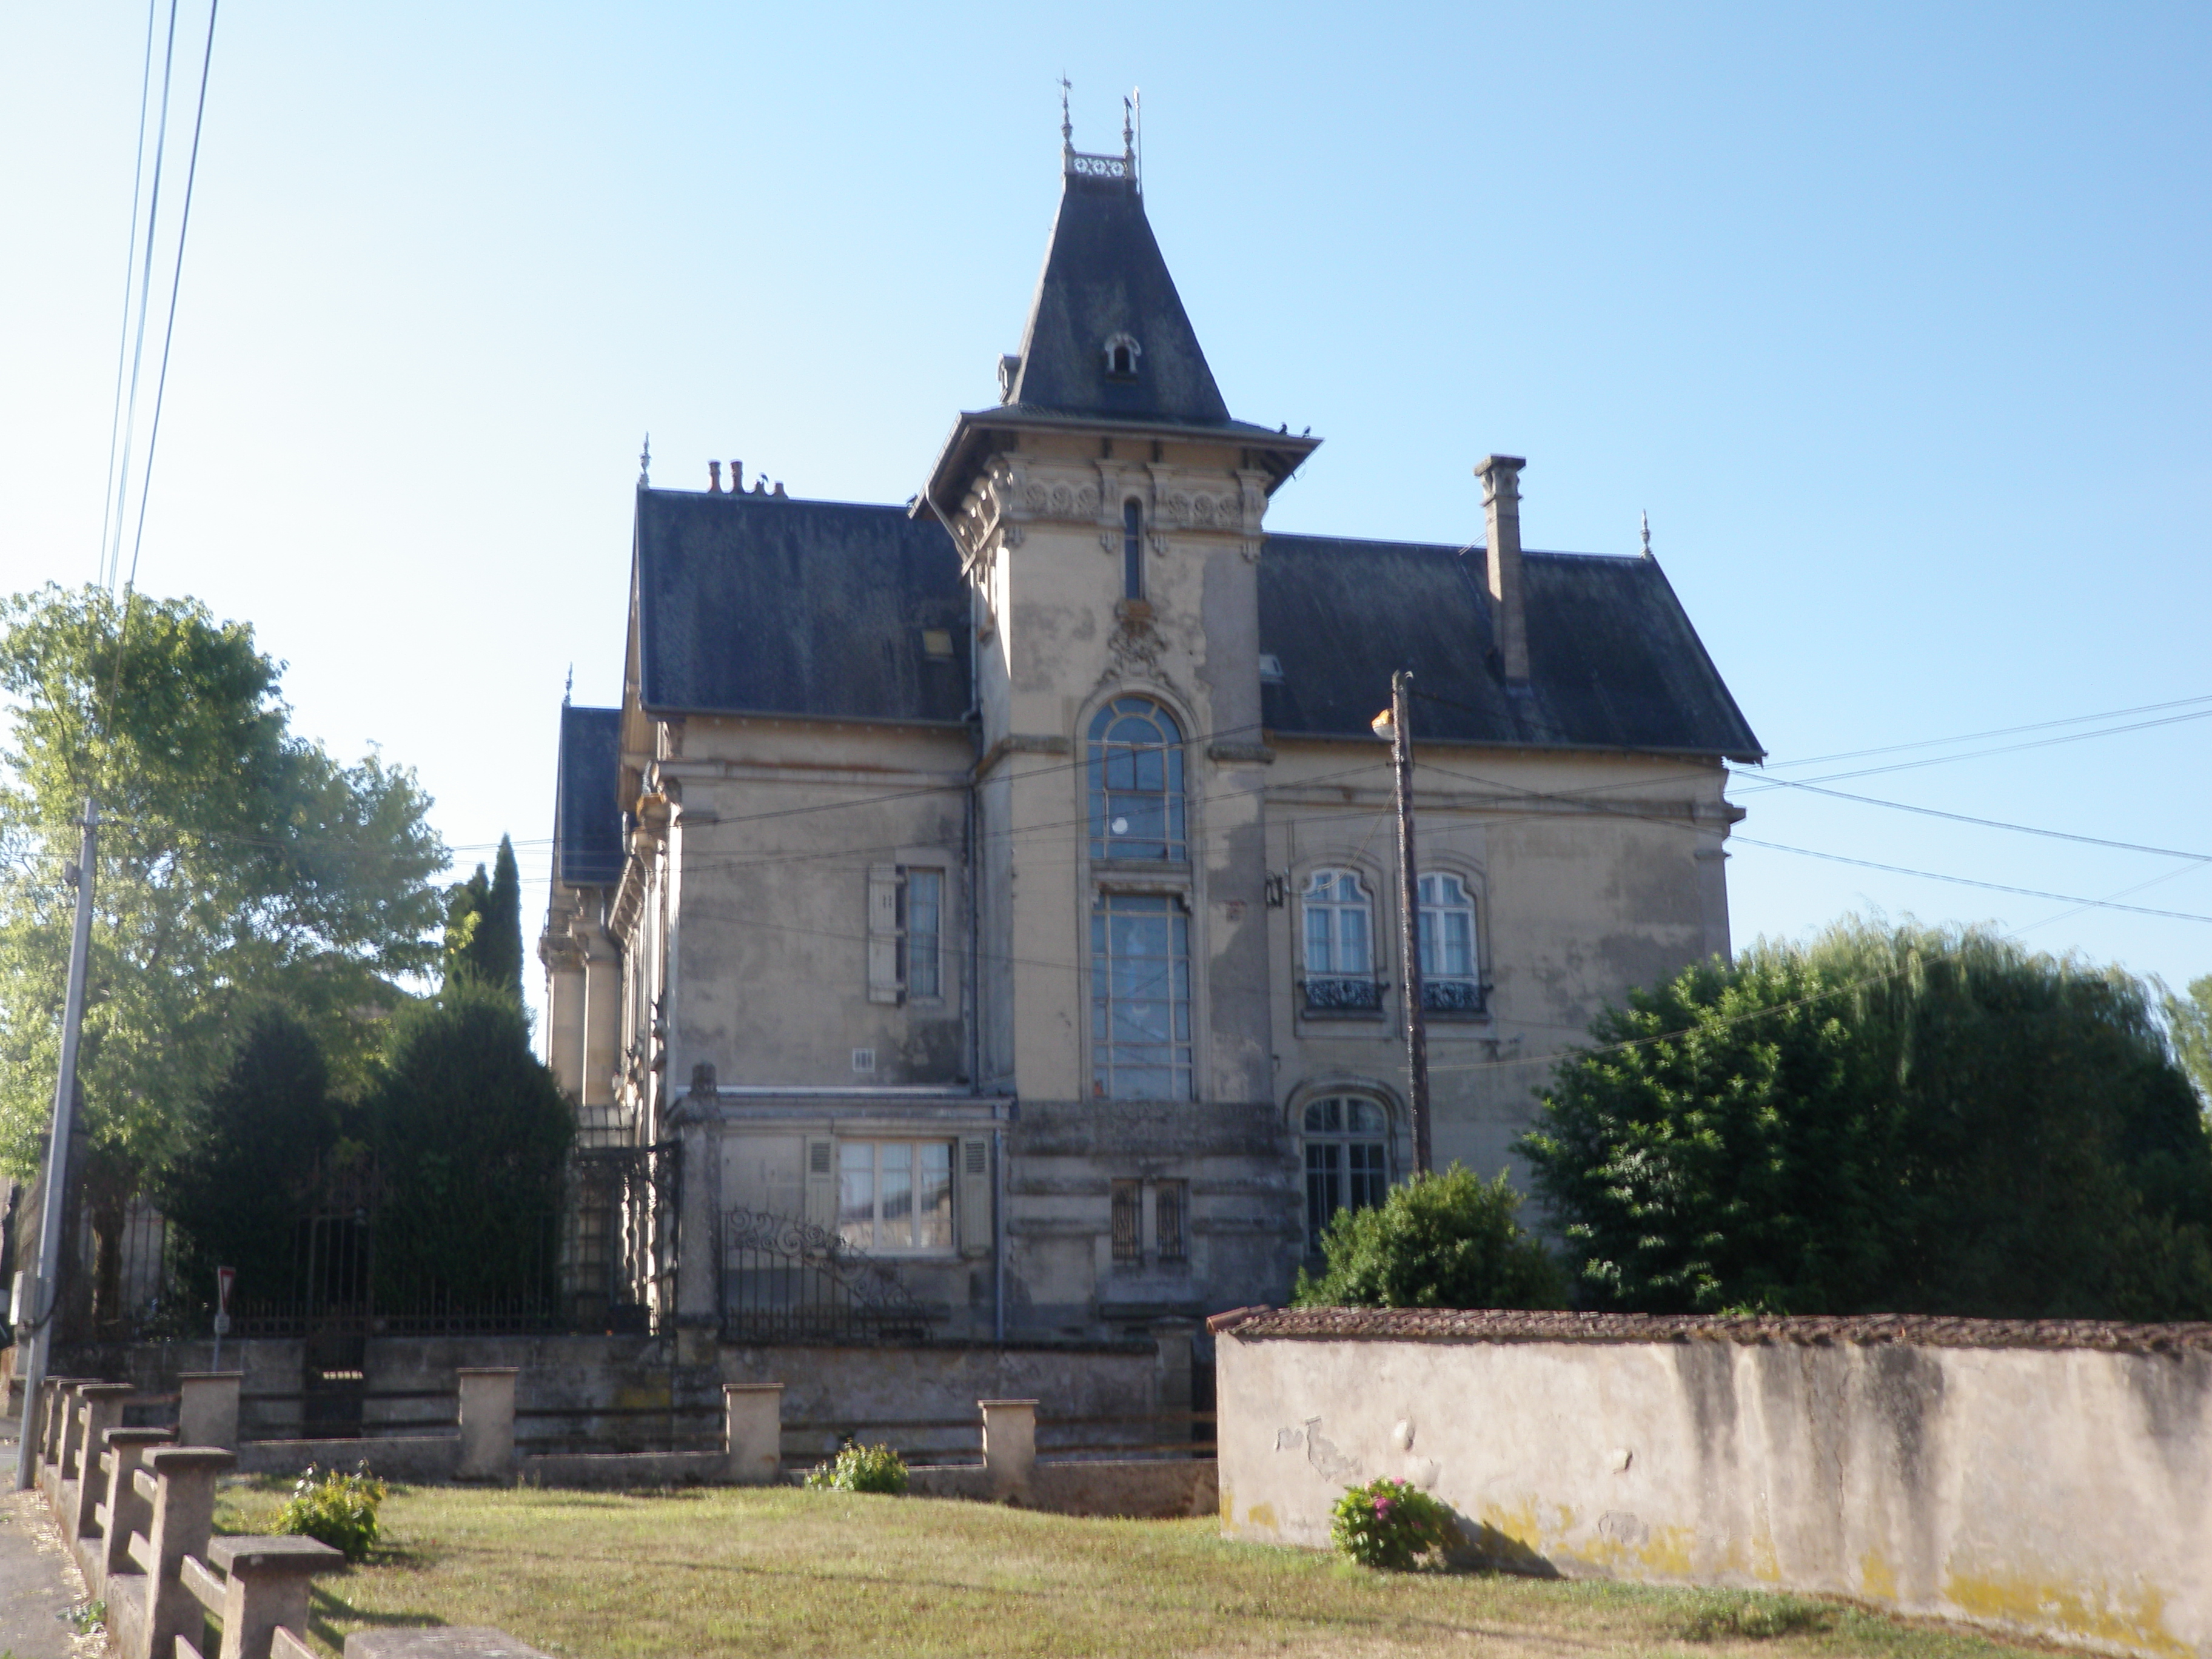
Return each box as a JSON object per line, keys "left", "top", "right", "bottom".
{"left": 1382, "top": 674, "right": 1432, "bottom": 1173}
{"left": 15, "top": 798, "right": 96, "bottom": 1490}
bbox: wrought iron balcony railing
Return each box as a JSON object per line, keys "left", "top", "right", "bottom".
{"left": 1421, "top": 979, "right": 1485, "bottom": 1014}
{"left": 1302, "top": 976, "right": 1385, "bottom": 1014}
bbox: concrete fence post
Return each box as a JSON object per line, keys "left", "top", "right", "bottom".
{"left": 134, "top": 1447, "right": 236, "bottom": 1659}
{"left": 71, "top": 1383, "right": 136, "bottom": 1549}
{"left": 47, "top": 1380, "right": 95, "bottom": 1512}
{"left": 979, "top": 1398, "right": 1037, "bottom": 1502}
{"left": 36, "top": 1377, "right": 59, "bottom": 1463}
{"left": 722, "top": 1384, "right": 783, "bottom": 1484}
{"left": 455, "top": 1368, "right": 518, "bottom": 1480}
{"left": 98, "top": 1427, "right": 173, "bottom": 1592}
{"left": 178, "top": 1372, "right": 243, "bottom": 1451}
{"left": 204, "top": 1535, "right": 344, "bottom": 1659}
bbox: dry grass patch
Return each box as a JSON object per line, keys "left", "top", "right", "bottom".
{"left": 214, "top": 1478, "right": 2048, "bottom": 1659}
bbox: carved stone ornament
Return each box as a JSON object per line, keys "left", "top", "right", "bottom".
{"left": 1107, "top": 606, "right": 1167, "bottom": 674}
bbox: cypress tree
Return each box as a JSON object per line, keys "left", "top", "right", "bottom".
{"left": 480, "top": 834, "right": 524, "bottom": 999}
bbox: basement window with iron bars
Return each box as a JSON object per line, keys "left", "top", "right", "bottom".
{"left": 1110, "top": 1177, "right": 1189, "bottom": 1267}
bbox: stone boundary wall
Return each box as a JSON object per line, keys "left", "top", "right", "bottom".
{"left": 1212, "top": 1307, "right": 2212, "bottom": 1659}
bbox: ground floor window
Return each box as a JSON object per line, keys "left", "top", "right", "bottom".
{"left": 837, "top": 1141, "right": 953, "bottom": 1253}
{"left": 1303, "top": 1096, "right": 1390, "bottom": 1245}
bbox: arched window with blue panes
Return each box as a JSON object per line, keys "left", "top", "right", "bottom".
{"left": 1087, "top": 697, "right": 1185, "bottom": 862}
{"left": 1418, "top": 873, "right": 1482, "bottom": 1012}
{"left": 1301, "top": 868, "right": 1381, "bottom": 1012}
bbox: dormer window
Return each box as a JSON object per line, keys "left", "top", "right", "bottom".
{"left": 1103, "top": 332, "right": 1141, "bottom": 380}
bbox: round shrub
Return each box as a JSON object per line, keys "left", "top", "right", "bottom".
{"left": 803, "top": 1441, "right": 909, "bottom": 1495}
{"left": 277, "top": 1463, "right": 388, "bottom": 1561}
{"left": 1295, "top": 1165, "right": 1567, "bottom": 1310}
{"left": 1329, "top": 1476, "right": 1457, "bottom": 1570}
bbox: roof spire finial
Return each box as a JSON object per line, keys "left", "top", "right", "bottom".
{"left": 1640, "top": 509, "right": 1652, "bottom": 558}
{"left": 638, "top": 432, "right": 651, "bottom": 488}
{"left": 563, "top": 663, "right": 573, "bottom": 706}
{"left": 1059, "top": 75, "right": 1073, "bottom": 162}
{"left": 1122, "top": 93, "right": 1134, "bottom": 172}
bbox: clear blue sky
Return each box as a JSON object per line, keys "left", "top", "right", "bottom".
{"left": 4, "top": 2, "right": 2208, "bottom": 1025}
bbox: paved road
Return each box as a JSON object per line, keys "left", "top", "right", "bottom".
{"left": 0, "top": 1431, "right": 94, "bottom": 1659}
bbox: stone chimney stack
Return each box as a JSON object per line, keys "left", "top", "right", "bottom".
{"left": 1477, "top": 455, "right": 1529, "bottom": 683}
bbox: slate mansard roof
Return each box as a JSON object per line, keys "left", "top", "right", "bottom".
{"left": 554, "top": 703, "right": 625, "bottom": 888}
{"left": 626, "top": 488, "right": 1761, "bottom": 762}
{"left": 1259, "top": 534, "right": 1762, "bottom": 760}
{"left": 634, "top": 489, "right": 973, "bottom": 726}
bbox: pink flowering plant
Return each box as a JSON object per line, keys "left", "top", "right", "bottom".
{"left": 1329, "top": 1476, "right": 1458, "bottom": 1570}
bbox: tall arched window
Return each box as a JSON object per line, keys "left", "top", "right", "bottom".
{"left": 1418, "top": 873, "right": 1481, "bottom": 1013}
{"left": 1302, "top": 1096, "right": 1390, "bottom": 1245}
{"left": 1301, "top": 868, "right": 1381, "bottom": 1012}
{"left": 1122, "top": 498, "right": 1144, "bottom": 600}
{"left": 1088, "top": 696, "right": 1185, "bottom": 861}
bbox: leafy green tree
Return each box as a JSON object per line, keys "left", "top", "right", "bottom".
{"left": 440, "top": 834, "right": 521, "bottom": 999}
{"left": 1524, "top": 919, "right": 2212, "bottom": 1321}
{"left": 368, "top": 980, "right": 572, "bottom": 1308}
{"left": 2167, "top": 974, "right": 2212, "bottom": 1110}
{"left": 1293, "top": 1165, "right": 1567, "bottom": 1310}
{"left": 0, "top": 586, "right": 446, "bottom": 1312}
{"left": 441, "top": 863, "right": 489, "bottom": 984}
{"left": 159, "top": 1010, "right": 352, "bottom": 1313}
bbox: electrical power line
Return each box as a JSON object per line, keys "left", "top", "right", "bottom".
{"left": 93, "top": 0, "right": 163, "bottom": 591}
{"left": 1734, "top": 774, "right": 2211, "bottom": 863}
{"left": 1731, "top": 838, "right": 2212, "bottom": 923}
{"left": 1754, "top": 691, "right": 2212, "bottom": 771}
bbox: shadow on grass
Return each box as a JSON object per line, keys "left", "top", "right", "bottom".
{"left": 309, "top": 1581, "right": 446, "bottom": 1652}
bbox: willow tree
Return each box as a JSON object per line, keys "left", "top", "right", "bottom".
{"left": 0, "top": 585, "right": 446, "bottom": 1318}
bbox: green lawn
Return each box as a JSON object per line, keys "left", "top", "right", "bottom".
{"left": 214, "top": 1478, "right": 2051, "bottom": 1659}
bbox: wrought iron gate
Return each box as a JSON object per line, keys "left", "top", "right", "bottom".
{"left": 719, "top": 1209, "right": 932, "bottom": 1343}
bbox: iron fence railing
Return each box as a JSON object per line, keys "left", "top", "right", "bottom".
{"left": 720, "top": 1209, "right": 935, "bottom": 1344}
{"left": 56, "top": 1142, "right": 682, "bottom": 1347}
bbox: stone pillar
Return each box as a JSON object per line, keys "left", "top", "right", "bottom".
{"left": 672, "top": 1108, "right": 720, "bottom": 1358}
{"left": 722, "top": 1384, "right": 783, "bottom": 1485}
{"left": 979, "top": 1398, "right": 1037, "bottom": 1502}
{"left": 99, "top": 1428, "right": 173, "bottom": 1591}
{"left": 139, "top": 1447, "right": 236, "bottom": 1659}
{"left": 581, "top": 939, "right": 622, "bottom": 1114}
{"left": 455, "top": 1369, "right": 517, "bottom": 1480}
{"left": 541, "top": 939, "right": 587, "bottom": 1103}
{"left": 72, "top": 1382, "right": 136, "bottom": 1545}
{"left": 179, "top": 1372, "right": 243, "bottom": 1450}
{"left": 206, "top": 1535, "right": 344, "bottom": 1659}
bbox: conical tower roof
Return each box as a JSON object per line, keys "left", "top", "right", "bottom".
{"left": 1004, "top": 164, "right": 1231, "bottom": 425}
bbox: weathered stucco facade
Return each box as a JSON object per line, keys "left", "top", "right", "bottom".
{"left": 539, "top": 131, "right": 1759, "bottom": 1347}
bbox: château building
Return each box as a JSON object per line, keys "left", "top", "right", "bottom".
{"left": 538, "top": 124, "right": 1760, "bottom": 1347}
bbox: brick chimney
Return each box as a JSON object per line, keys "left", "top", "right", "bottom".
{"left": 1477, "top": 455, "right": 1529, "bottom": 683}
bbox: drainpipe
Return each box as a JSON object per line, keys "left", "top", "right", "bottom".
{"left": 993, "top": 1123, "right": 1007, "bottom": 1346}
